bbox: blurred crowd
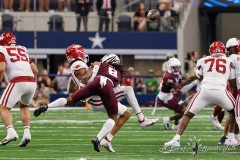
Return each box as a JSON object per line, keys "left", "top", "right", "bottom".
{"left": 1, "top": 0, "right": 186, "bottom": 32}
{"left": 30, "top": 60, "right": 70, "bottom": 107}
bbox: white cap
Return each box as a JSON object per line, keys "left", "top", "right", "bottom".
{"left": 128, "top": 67, "right": 134, "bottom": 71}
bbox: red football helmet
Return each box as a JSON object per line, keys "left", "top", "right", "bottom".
{"left": 209, "top": 41, "right": 226, "bottom": 55}
{"left": 65, "top": 44, "right": 88, "bottom": 63}
{"left": 0, "top": 32, "right": 16, "bottom": 46}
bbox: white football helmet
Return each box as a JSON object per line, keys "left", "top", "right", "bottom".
{"left": 167, "top": 58, "right": 181, "bottom": 75}
{"left": 226, "top": 38, "right": 239, "bottom": 49}
{"left": 101, "top": 53, "right": 120, "bottom": 65}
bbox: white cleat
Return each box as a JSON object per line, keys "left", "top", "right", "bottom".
{"left": 213, "top": 126, "right": 224, "bottom": 131}
{"left": 209, "top": 115, "right": 224, "bottom": 130}
{"left": 171, "top": 124, "right": 179, "bottom": 130}
{"left": 162, "top": 117, "right": 170, "bottom": 130}
{"left": 100, "top": 138, "right": 115, "bottom": 152}
{"left": 224, "top": 138, "right": 238, "bottom": 146}
{"left": 235, "top": 134, "right": 240, "bottom": 142}
{"left": 164, "top": 139, "right": 180, "bottom": 147}
{"left": 0, "top": 131, "right": 19, "bottom": 146}
{"left": 140, "top": 118, "right": 159, "bottom": 129}
{"left": 19, "top": 137, "right": 31, "bottom": 147}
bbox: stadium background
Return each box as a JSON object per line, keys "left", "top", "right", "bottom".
{"left": 0, "top": 1, "right": 240, "bottom": 159}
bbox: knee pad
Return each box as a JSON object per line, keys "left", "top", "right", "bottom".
{"left": 184, "top": 111, "right": 195, "bottom": 119}
{"left": 228, "top": 109, "right": 234, "bottom": 113}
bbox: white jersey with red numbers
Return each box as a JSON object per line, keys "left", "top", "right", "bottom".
{"left": 196, "top": 55, "right": 235, "bottom": 90}
{"left": 0, "top": 45, "right": 34, "bottom": 82}
{"left": 0, "top": 45, "right": 36, "bottom": 108}
{"left": 69, "top": 60, "right": 88, "bottom": 87}
{"left": 229, "top": 54, "right": 240, "bottom": 121}
{"left": 229, "top": 54, "right": 240, "bottom": 89}
{"left": 186, "top": 55, "right": 235, "bottom": 115}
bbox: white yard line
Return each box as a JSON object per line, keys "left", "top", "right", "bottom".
{"left": 11, "top": 107, "right": 216, "bottom": 111}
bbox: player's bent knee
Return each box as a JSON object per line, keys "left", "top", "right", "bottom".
{"left": 123, "top": 86, "right": 134, "bottom": 94}
{"left": 227, "top": 109, "right": 234, "bottom": 113}
{"left": 184, "top": 111, "right": 195, "bottom": 119}
{"left": 18, "top": 101, "right": 28, "bottom": 108}
{"left": 66, "top": 96, "right": 74, "bottom": 104}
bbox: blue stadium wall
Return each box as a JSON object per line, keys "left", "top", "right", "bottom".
{"left": 5, "top": 32, "right": 177, "bottom": 49}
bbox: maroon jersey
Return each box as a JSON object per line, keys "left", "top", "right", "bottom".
{"left": 97, "top": 63, "right": 122, "bottom": 87}
{"left": 161, "top": 72, "right": 179, "bottom": 93}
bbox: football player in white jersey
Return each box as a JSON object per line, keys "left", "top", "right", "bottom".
{"left": 0, "top": 32, "right": 37, "bottom": 147}
{"left": 216, "top": 38, "right": 240, "bottom": 145}
{"left": 164, "top": 41, "right": 238, "bottom": 147}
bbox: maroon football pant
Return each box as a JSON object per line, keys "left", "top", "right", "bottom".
{"left": 71, "top": 77, "right": 118, "bottom": 116}
{"left": 159, "top": 96, "right": 184, "bottom": 113}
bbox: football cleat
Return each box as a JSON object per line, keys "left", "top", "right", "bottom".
{"left": 209, "top": 115, "right": 224, "bottom": 130}
{"left": 235, "top": 134, "right": 240, "bottom": 142}
{"left": 100, "top": 138, "right": 115, "bottom": 152}
{"left": 34, "top": 105, "right": 48, "bottom": 117}
{"left": 224, "top": 138, "right": 238, "bottom": 146}
{"left": 0, "top": 132, "right": 18, "bottom": 146}
{"left": 162, "top": 117, "right": 170, "bottom": 130}
{"left": 171, "top": 124, "right": 179, "bottom": 130}
{"left": 19, "top": 138, "right": 31, "bottom": 147}
{"left": 91, "top": 137, "right": 100, "bottom": 152}
{"left": 164, "top": 139, "right": 180, "bottom": 147}
{"left": 218, "top": 136, "right": 227, "bottom": 145}
{"left": 213, "top": 126, "right": 224, "bottom": 131}
{"left": 140, "top": 118, "right": 159, "bottom": 129}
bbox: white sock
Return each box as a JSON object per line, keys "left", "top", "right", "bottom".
{"left": 6, "top": 125, "right": 14, "bottom": 134}
{"left": 6, "top": 125, "right": 18, "bottom": 138}
{"left": 96, "top": 119, "right": 115, "bottom": 140}
{"left": 48, "top": 98, "right": 67, "bottom": 108}
{"left": 123, "top": 86, "right": 144, "bottom": 120}
{"left": 228, "top": 133, "right": 234, "bottom": 139}
{"left": 106, "top": 133, "right": 114, "bottom": 142}
{"left": 136, "top": 112, "right": 145, "bottom": 122}
{"left": 173, "top": 134, "right": 181, "bottom": 141}
{"left": 23, "top": 126, "right": 31, "bottom": 138}
{"left": 234, "top": 134, "right": 239, "bottom": 140}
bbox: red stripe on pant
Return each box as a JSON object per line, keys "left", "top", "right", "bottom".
{"left": 225, "top": 90, "right": 235, "bottom": 110}
{"left": 2, "top": 83, "right": 14, "bottom": 106}
{"left": 3, "top": 83, "right": 15, "bottom": 107}
{"left": 236, "top": 96, "right": 240, "bottom": 117}
{"left": 186, "top": 91, "right": 200, "bottom": 112}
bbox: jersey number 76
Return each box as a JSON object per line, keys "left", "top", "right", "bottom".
{"left": 205, "top": 58, "right": 226, "bottom": 74}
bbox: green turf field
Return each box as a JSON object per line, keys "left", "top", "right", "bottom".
{"left": 0, "top": 107, "right": 239, "bottom": 160}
